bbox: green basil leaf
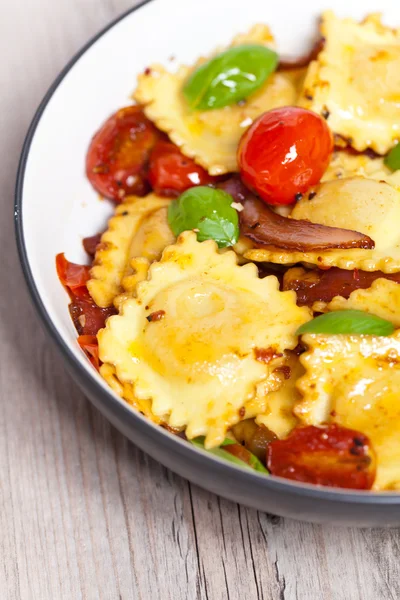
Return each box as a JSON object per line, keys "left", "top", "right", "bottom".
{"left": 384, "top": 143, "right": 400, "bottom": 171}
{"left": 219, "top": 438, "right": 236, "bottom": 447}
{"left": 296, "top": 309, "right": 394, "bottom": 336}
{"left": 168, "top": 186, "right": 239, "bottom": 248}
{"left": 183, "top": 44, "right": 278, "bottom": 111}
{"left": 248, "top": 452, "right": 270, "bottom": 474}
{"left": 191, "top": 437, "right": 269, "bottom": 474}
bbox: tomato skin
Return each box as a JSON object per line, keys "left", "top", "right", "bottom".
{"left": 86, "top": 105, "right": 161, "bottom": 201}
{"left": 267, "top": 424, "right": 375, "bottom": 490}
{"left": 282, "top": 266, "right": 400, "bottom": 307}
{"left": 69, "top": 289, "right": 116, "bottom": 336}
{"left": 83, "top": 233, "right": 102, "bottom": 256}
{"left": 56, "top": 254, "right": 116, "bottom": 336}
{"left": 56, "top": 253, "right": 91, "bottom": 289}
{"left": 238, "top": 107, "right": 333, "bottom": 205}
{"left": 148, "top": 141, "right": 213, "bottom": 196}
{"left": 77, "top": 335, "right": 100, "bottom": 370}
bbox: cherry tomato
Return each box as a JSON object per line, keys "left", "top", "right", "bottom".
{"left": 267, "top": 424, "right": 376, "bottom": 489}
{"left": 238, "top": 107, "right": 333, "bottom": 205}
{"left": 56, "top": 253, "right": 91, "bottom": 290}
{"left": 148, "top": 141, "right": 213, "bottom": 196}
{"left": 78, "top": 335, "right": 100, "bottom": 370}
{"left": 86, "top": 105, "right": 161, "bottom": 201}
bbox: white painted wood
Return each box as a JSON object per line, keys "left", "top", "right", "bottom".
{"left": 1, "top": 1, "right": 400, "bottom": 598}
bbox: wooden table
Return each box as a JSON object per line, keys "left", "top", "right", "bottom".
{"left": 2, "top": 1, "right": 399, "bottom": 598}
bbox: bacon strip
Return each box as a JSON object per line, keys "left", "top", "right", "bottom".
{"left": 219, "top": 177, "right": 374, "bottom": 252}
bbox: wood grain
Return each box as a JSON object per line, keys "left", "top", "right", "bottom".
{"left": 1, "top": 1, "right": 400, "bottom": 598}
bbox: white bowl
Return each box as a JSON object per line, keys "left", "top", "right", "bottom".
{"left": 15, "top": 0, "right": 400, "bottom": 525}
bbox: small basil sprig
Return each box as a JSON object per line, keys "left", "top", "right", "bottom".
{"left": 191, "top": 437, "right": 269, "bottom": 474}
{"left": 296, "top": 310, "right": 394, "bottom": 336}
{"left": 168, "top": 186, "right": 239, "bottom": 248}
{"left": 384, "top": 143, "right": 400, "bottom": 172}
{"left": 183, "top": 44, "right": 278, "bottom": 111}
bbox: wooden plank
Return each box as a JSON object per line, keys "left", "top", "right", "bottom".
{"left": 1, "top": 0, "right": 400, "bottom": 598}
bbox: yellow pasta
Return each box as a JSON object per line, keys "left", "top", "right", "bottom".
{"left": 255, "top": 352, "right": 303, "bottom": 438}
{"left": 244, "top": 178, "right": 400, "bottom": 272}
{"left": 98, "top": 232, "right": 311, "bottom": 448}
{"left": 87, "top": 195, "right": 173, "bottom": 308}
{"left": 134, "top": 25, "right": 305, "bottom": 175}
{"left": 296, "top": 332, "right": 400, "bottom": 490}
{"left": 299, "top": 11, "right": 400, "bottom": 153}
{"left": 313, "top": 278, "right": 400, "bottom": 326}
{"left": 322, "top": 150, "right": 400, "bottom": 190}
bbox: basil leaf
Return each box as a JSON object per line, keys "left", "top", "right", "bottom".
{"left": 183, "top": 44, "right": 278, "bottom": 111}
{"left": 168, "top": 186, "right": 239, "bottom": 248}
{"left": 191, "top": 437, "right": 269, "bottom": 474}
{"left": 248, "top": 453, "right": 270, "bottom": 474}
{"left": 297, "top": 309, "right": 394, "bottom": 336}
{"left": 384, "top": 143, "right": 400, "bottom": 172}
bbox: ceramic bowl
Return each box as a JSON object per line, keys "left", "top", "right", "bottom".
{"left": 15, "top": 0, "right": 400, "bottom": 525}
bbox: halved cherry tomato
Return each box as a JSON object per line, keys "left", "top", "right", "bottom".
{"left": 148, "top": 141, "right": 214, "bottom": 196}
{"left": 238, "top": 107, "right": 333, "bottom": 205}
{"left": 56, "top": 253, "right": 91, "bottom": 290}
{"left": 78, "top": 335, "right": 100, "bottom": 370}
{"left": 267, "top": 424, "right": 376, "bottom": 489}
{"left": 86, "top": 105, "right": 162, "bottom": 201}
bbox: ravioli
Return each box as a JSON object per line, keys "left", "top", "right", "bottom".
{"left": 299, "top": 11, "right": 400, "bottom": 154}
{"left": 255, "top": 352, "right": 303, "bottom": 438}
{"left": 322, "top": 150, "right": 400, "bottom": 189}
{"left": 134, "top": 25, "right": 305, "bottom": 175}
{"left": 314, "top": 278, "right": 400, "bottom": 327}
{"left": 100, "top": 363, "right": 164, "bottom": 425}
{"left": 244, "top": 177, "right": 400, "bottom": 273}
{"left": 98, "top": 231, "right": 311, "bottom": 448}
{"left": 87, "top": 195, "right": 174, "bottom": 308}
{"left": 296, "top": 332, "right": 400, "bottom": 490}
{"left": 113, "top": 257, "right": 151, "bottom": 311}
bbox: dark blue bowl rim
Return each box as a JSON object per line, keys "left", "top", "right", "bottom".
{"left": 14, "top": 0, "right": 400, "bottom": 505}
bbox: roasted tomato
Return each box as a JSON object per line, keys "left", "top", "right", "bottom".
{"left": 148, "top": 141, "right": 213, "bottom": 195}
{"left": 56, "top": 254, "right": 115, "bottom": 336}
{"left": 69, "top": 287, "right": 116, "bottom": 337}
{"left": 56, "top": 253, "right": 91, "bottom": 289}
{"left": 78, "top": 335, "right": 100, "bottom": 370}
{"left": 86, "top": 105, "right": 161, "bottom": 201}
{"left": 238, "top": 107, "right": 333, "bottom": 205}
{"left": 267, "top": 424, "right": 376, "bottom": 489}
{"left": 83, "top": 233, "right": 103, "bottom": 257}
{"left": 283, "top": 266, "right": 400, "bottom": 307}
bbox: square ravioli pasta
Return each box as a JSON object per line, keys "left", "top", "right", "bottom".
{"left": 134, "top": 25, "right": 305, "bottom": 175}
{"left": 296, "top": 332, "right": 400, "bottom": 490}
{"left": 98, "top": 232, "right": 311, "bottom": 448}
{"left": 299, "top": 11, "right": 400, "bottom": 154}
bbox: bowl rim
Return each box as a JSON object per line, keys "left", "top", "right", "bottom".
{"left": 14, "top": 0, "right": 400, "bottom": 505}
